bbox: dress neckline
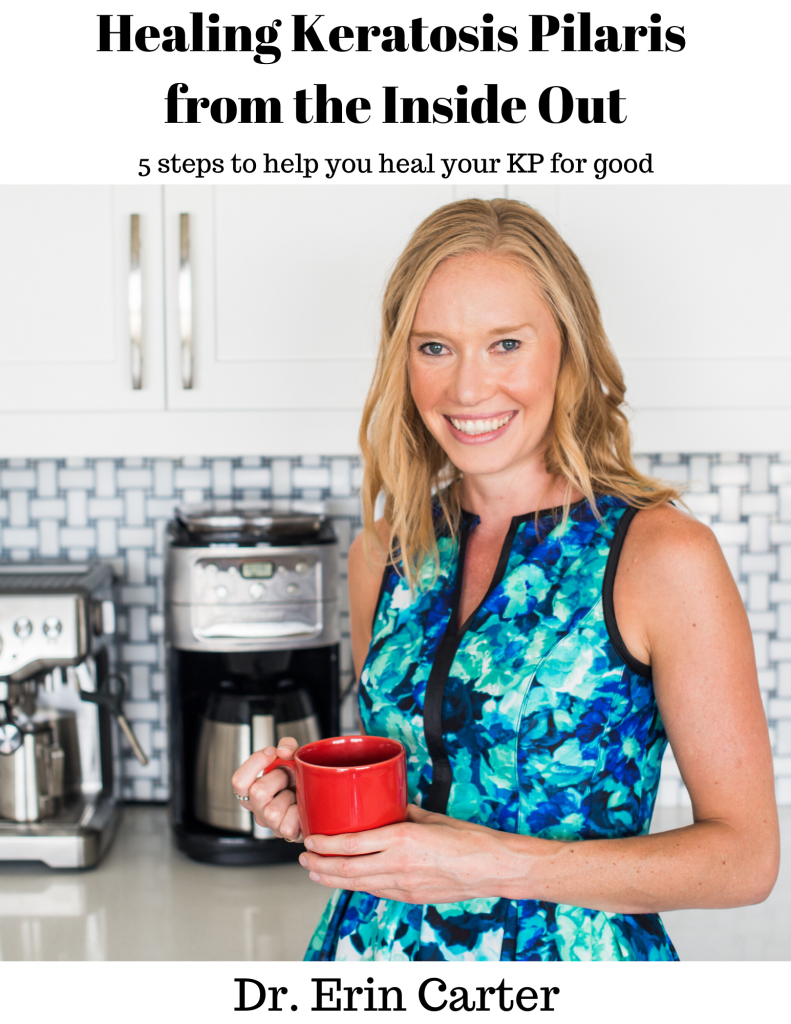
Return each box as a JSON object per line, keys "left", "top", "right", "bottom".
{"left": 459, "top": 494, "right": 592, "bottom": 526}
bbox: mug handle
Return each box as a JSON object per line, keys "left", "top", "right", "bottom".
{"left": 260, "top": 755, "right": 303, "bottom": 841}
{"left": 262, "top": 756, "right": 297, "bottom": 776}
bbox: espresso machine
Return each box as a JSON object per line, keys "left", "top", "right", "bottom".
{"left": 0, "top": 562, "right": 145, "bottom": 869}
{"left": 165, "top": 502, "right": 340, "bottom": 866}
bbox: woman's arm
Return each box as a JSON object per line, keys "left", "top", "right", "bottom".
{"left": 300, "top": 506, "right": 780, "bottom": 912}
{"left": 347, "top": 519, "right": 391, "bottom": 679}
{"left": 550, "top": 502, "right": 780, "bottom": 911}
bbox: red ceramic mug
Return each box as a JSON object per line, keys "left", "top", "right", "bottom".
{"left": 263, "top": 735, "right": 408, "bottom": 837}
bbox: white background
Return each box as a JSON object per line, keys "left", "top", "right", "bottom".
{"left": 2, "top": 0, "right": 790, "bottom": 184}
{"left": 0, "top": 961, "right": 788, "bottom": 1020}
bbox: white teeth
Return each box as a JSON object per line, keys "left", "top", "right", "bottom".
{"left": 449, "top": 413, "right": 514, "bottom": 436}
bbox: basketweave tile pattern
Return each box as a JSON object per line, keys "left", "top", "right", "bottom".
{"left": 0, "top": 456, "right": 361, "bottom": 802}
{"left": 0, "top": 453, "right": 789, "bottom": 807}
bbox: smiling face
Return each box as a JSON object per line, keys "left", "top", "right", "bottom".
{"left": 408, "top": 253, "right": 563, "bottom": 488}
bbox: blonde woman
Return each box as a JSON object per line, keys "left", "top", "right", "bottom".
{"left": 234, "top": 198, "right": 779, "bottom": 961}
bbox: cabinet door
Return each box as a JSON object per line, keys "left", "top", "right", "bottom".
{"left": 163, "top": 186, "right": 456, "bottom": 427}
{"left": 0, "top": 186, "right": 165, "bottom": 412}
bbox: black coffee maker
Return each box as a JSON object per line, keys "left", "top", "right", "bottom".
{"left": 165, "top": 503, "right": 340, "bottom": 866}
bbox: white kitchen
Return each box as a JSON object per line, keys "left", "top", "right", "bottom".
{"left": 0, "top": 183, "right": 788, "bottom": 961}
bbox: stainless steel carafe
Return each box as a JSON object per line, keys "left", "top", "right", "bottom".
{"left": 0, "top": 718, "right": 66, "bottom": 823}
{"left": 194, "top": 684, "right": 320, "bottom": 834}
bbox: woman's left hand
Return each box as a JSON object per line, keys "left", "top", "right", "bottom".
{"left": 298, "top": 804, "right": 534, "bottom": 904}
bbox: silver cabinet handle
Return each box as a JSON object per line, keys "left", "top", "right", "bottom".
{"left": 179, "top": 213, "right": 194, "bottom": 389}
{"left": 129, "top": 214, "right": 143, "bottom": 390}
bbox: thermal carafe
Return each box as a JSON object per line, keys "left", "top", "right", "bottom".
{"left": 194, "top": 683, "right": 320, "bottom": 833}
{"left": 0, "top": 719, "right": 65, "bottom": 822}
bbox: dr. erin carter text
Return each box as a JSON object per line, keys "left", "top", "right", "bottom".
{"left": 234, "top": 975, "right": 560, "bottom": 1013}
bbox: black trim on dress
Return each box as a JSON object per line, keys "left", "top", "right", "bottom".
{"left": 371, "top": 562, "right": 392, "bottom": 633}
{"left": 602, "top": 505, "right": 653, "bottom": 679}
{"left": 423, "top": 512, "right": 522, "bottom": 814}
{"left": 506, "top": 495, "right": 591, "bottom": 527}
{"left": 373, "top": 496, "right": 590, "bottom": 635}
{"left": 422, "top": 516, "right": 473, "bottom": 813}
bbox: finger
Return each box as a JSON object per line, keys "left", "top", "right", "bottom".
{"left": 308, "top": 872, "right": 388, "bottom": 892}
{"left": 247, "top": 767, "right": 296, "bottom": 808}
{"left": 299, "top": 849, "right": 389, "bottom": 882}
{"left": 231, "top": 745, "right": 296, "bottom": 794}
{"left": 250, "top": 780, "right": 296, "bottom": 814}
{"left": 274, "top": 736, "right": 300, "bottom": 758}
{"left": 278, "top": 803, "right": 304, "bottom": 842}
{"left": 300, "top": 862, "right": 404, "bottom": 896}
{"left": 255, "top": 788, "right": 298, "bottom": 833}
{"left": 304, "top": 823, "right": 409, "bottom": 857}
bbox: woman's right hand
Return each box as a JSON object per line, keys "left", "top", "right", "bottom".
{"left": 231, "top": 737, "right": 303, "bottom": 842}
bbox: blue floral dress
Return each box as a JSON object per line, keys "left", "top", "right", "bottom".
{"left": 306, "top": 495, "right": 678, "bottom": 961}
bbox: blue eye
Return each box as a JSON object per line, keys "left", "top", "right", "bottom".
{"left": 422, "top": 342, "right": 445, "bottom": 356}
{"left": 499, "top": 339, "right": 520, "bottom": 352}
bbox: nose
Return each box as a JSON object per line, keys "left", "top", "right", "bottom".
{"left": 448, "top": 350, "right": 496, "bottom": 408}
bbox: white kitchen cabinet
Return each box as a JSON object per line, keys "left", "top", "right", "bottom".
{"left": 0, "top": 184, "right": 789, "bottom": 457}
{"left": 161, "top": 185, "right": 455, "bottom": 413}
{"left": 0, "top": 186, "right": 165, "bottom": 413}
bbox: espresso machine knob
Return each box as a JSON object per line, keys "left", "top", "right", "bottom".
{"left": 0, "top": 704, "right": 22, "bottom": 756}
{"left": 43, "top": 617, "right": 63, "bottom": 639}
{"left": 13, "top": 617, "right": 33, "bottom": 639}
{"left": 0, "top": 723, "right": 22, "bottom": 755}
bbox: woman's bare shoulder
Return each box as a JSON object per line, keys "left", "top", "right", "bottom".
{"left": 620, "top": 501, "right": 722, "bottom": 581}
{"left": 618, "top": 501, "right": 745, "bottom": 667}
{"left": 615, "top": 500, "right": 743, "bottom": 668}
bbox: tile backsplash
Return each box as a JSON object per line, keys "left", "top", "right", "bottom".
{"left": 0, "top": 455, "right": 361, "bottom": 802}
{"left": 0, "top": 453, "right": 788, "bottom": 807}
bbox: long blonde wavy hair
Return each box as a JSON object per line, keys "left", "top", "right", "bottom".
{"left": 360, "top": 198, "right": 681, "bottom": 589}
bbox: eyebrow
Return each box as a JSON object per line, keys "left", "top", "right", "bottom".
{"left": 410, "top": 322, "right": 533, "bottom": 340}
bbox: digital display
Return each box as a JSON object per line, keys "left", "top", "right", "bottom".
{"left": 241, "top": 561, "right": 275, "bottom": 579}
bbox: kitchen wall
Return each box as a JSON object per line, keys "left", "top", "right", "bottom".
{"left": 0, "top": 452, "right": 789, "bottom": 807}
{"left": 0, "top": 454, "right": 360, "bottom": 802}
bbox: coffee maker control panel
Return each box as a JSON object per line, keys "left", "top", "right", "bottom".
{"left": 194, "top": 555, "right": 320, "bottom": 604}
{"left": 0, "top": 595, "right": 85, "bottom": 681}
{"left": 166, "top": 540, "right": 339, "bottom": 652}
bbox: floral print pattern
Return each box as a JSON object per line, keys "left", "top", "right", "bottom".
{"left": 306, "top": 496, "right": 678, "bottom": 961}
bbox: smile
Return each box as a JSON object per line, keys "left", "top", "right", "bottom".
{"left": 447, "top": 412, "right": 516, "bottom": 437}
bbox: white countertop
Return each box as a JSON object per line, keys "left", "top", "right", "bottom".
{"left": 0, "top": 806, "right": 788, "bottom": 961}
{"left": 0, "top": 805, "right": 330, "bottom": 961}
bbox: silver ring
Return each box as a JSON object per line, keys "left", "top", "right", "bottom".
{"left": 234, "top": 794, "right": 250, "bottom": 802}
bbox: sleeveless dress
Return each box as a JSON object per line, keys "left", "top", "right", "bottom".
{"left": 305, "top": 494, "right": 679, "bottom": 961}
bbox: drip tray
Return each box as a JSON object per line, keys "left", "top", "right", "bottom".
{"left": 0, "top": 796, "right": 121, "bottom": 869}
